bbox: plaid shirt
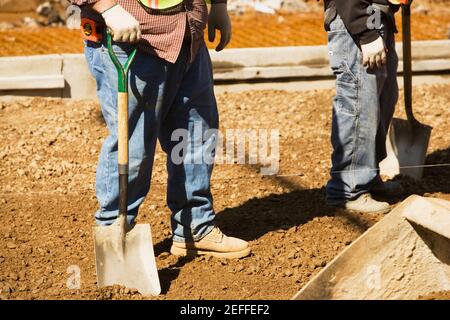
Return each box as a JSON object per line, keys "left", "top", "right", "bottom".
{"left": 71, "top": 0, "right": 226, "bottom": 63}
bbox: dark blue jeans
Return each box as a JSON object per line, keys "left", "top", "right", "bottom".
{"left": 84, "top": 40, "right": 217, "bottom": 242}
{"left": 326, "top": 15, "right": 399, "bottom": 201}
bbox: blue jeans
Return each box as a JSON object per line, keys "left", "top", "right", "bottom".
{"left": 84, "top": 39, "right": 217, "bottom": 242}
{"left": 326, "top": 14, "right": 399, "bottom": 201}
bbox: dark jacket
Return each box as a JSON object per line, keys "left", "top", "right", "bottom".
{"left": 324, "top": 0, "right": 400, "bottom": 45}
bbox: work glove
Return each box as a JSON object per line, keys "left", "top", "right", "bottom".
{"left": 361, "top": 36, "right": 387, "bottom": 69}
{"left": 101, "top": 4, "right": 141, "bottom": 43}
{"left": 208, "top": 3, "right": 232, "bottom": 52}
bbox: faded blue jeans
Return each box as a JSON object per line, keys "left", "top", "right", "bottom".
{"left": 84, "top": 39, "right": 217, "bottom": 242}
{"left": 326, "top": 14, "right": 399, "bottom": 202}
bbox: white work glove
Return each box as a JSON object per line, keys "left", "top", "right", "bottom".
{"left": 101, "top": 4, "right": 141, "bottom": 43}
{"left": 208, "top": 3, "right": 232, "bottom": 52}
{"left": 361, "top": 36, "right": 387, "bottom": 69}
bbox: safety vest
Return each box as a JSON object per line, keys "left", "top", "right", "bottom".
{"left": 137, "top": 0, "right": 211, "bottom": 10}
{"left": 387, "top": 0, "right": 410, "bottom": 4}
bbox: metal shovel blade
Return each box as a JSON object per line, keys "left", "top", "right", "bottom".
{"left": 380, "top": 118, "right": 432, "bottom": 180}
{"left": 93, "top": 221, "right": 161, "bottom": 296}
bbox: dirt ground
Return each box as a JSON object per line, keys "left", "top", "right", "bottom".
{"left": 0, "top": 83, "right": 449, "bottom": 300}
{"left": 0, "top": 9, "right": 449, "bottom": 56}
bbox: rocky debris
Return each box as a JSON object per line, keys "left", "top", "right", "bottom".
{"left": 420, "top": 291, "right": 450, "bottom": 300}
{"left": 22, "top": 17, "right": 40, "bottom": 28}
{"left": 0, "top": 22, "right": 14, "bottom": 30}
{"left": 0, "top": 84, "right": 448, "bottom": 300}
{"left": 412, "top": 3, "right": 429, "bottom": 15}
{"left": 228, "top": 0, "right": 319, "bottom": 14}
{"left": 0, "top": 0, "right": 70, "bottom": 28}
{"left": 36, "top": 1, "right": 68, "bottom": 27}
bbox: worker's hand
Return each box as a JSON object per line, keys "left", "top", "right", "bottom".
{"left": 208, "top": 3, "right": 232, "bottom": 52}
{"left": 361, "top": 36, "right": 387, "bottom": 69}
{"left": 101, "top": 4, "right": 141, "bottom": 43}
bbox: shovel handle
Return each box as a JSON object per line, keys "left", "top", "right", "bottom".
{"left": 402, "top": 3, "right": 416, "bottom": 125}
{"left": 106, "top": 33, "right": 137, "bottom": 219}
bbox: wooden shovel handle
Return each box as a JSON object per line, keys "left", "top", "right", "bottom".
{"left": 402, "top": 3, "right": 416, "bottom": 125}
{"left": 106, "top": 33, "right": 137, "bottom": 220}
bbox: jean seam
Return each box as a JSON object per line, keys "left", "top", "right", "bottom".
{"left": 349, "top": 45, "right": 362, "bottom": 194}
{"left": 98, "top": 47, "right": 115, "bottom": 210}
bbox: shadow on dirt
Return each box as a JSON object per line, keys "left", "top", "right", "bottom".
{"left": 154, "top": 176, "right": 373, "bottom": 292}
{"left": 399, "top": 146, "right": 450, "bottom": 196}
{"left": 154, "top": 146, "right": 449, "bottom": 293}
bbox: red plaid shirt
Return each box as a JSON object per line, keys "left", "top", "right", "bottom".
{"left": 71, "top": 0, "right": 226, "bottom": 63}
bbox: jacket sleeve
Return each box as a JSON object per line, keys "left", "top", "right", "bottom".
{"left": 335, "top": 0, "right": 380, "bottom": 45}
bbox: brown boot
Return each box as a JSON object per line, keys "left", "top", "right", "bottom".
{"left": 170, "top": 227, "right": 251, "bottom": 259}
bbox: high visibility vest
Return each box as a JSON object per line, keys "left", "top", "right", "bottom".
{"left": 387, "top": 0, "right": 410, "bottom": 4}
{"left": 137, "top": 0, "right": 211, "bottom": 10}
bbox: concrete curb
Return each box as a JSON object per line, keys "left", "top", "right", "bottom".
{"left": 1, "top": 40, "right": 450, "bottom": 99}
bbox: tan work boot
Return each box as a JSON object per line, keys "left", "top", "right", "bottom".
{"left": 328, "top": 193, "right": 391, "bottom": 215}
{"left": 170, "top": 226, "right": 251, "bottom": 259}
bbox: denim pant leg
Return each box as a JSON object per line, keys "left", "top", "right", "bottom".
{"left": 326, "top": 15, "right": 395, "bottom": 201}
{"left": 84, "top": 41, "right": 167, "bottom": 226}
{"left": 159, "top": 43, "right": 218, "bottom": 242}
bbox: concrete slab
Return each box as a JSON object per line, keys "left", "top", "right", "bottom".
{"left": 62, "top": 54, "right": 97, "bottom": 99}
{"left": 293, "top": 195, "right": 450, "bottom": 300}
{"left": 0, "top": 55, "right": 62, "bottom": 78}
{"left": 0, "top": 40, "right": 449, "bottom": 98}
{"left": 0, "top": 75, "right": 65, "bottom": 90}
{"left": 403, "top": 197, "right": 450, "bottom": 241}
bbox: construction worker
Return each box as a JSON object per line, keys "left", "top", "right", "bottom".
{"left": 71, "top": 0, "right": 250, "bottom": 259}
{"left": 323, "top": 0, "right": 405, "bottom": 214}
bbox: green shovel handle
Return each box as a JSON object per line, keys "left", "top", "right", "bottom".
{"left": 106, "top": 32, "right": 137, "bottom": 221}
{"left": 107, "top": 33, "right": 137, "bottom": 93}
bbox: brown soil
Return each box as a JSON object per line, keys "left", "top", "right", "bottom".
{"left": 0, "top": 9, "right": 449, "bottom": 57}
{"left": 420, "top": 291, "right": 450, "bottom": 300}
{"left": 0, "top": 84, "right": 449, "bottom": 300}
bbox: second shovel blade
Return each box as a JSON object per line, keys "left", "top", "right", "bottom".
{"left": 380, "top": 118, "right": 432, "bottom": 180}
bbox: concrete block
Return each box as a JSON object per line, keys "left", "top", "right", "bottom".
{"left": 214, "top": 65, "right": 332, "bottom": 81}
{"left": 62, "top": 54, "right": 97, "bottom": 100}
{"left": 0, "top": 75, "right": 65, "bottom": 90}
{"left": 400, "top": 40, "right": 450, "bottom": 61}
{"left": 0, "top": 55, "right": 62, "bottom": 77}
{"left": 210, "top": 45, "right": 329, "bottom": 70}
{"left": 293, "top": 195, "right": 450, "bottom": 300}
{"left": 403, "top": 196, "right": 450, "bottom": 240}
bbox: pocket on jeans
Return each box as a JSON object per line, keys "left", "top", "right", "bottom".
{"left": 336, "top": 80, "right": 359, "bottom": 116}
{"left": 328, "top": 40, "right": 358, "bottom": 84}
{"left": 85, "top": 41, "right": 103, "bottom": 76}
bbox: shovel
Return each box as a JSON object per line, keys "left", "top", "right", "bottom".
{"left": 379, "top": 3, "right": 432, "bottom": 180}
{"left": 93, "top": 33, "right": 161, "bottom": 296}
